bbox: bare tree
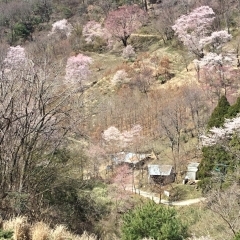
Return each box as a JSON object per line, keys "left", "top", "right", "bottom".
{"left": 0, "top": 51, "right": 71, "bottom": 217}
{"left": 206, "top": 183, "right": 240, "bottom": 237}
{"left": 159, "top": 96, "right": 187, "bottom": 175}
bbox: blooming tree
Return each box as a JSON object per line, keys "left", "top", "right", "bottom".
{"left": 48, "top": 19, "right": 73, "bottom": 38}
{"left": 122, "top": 45, "right": 136, "bottom": 59}
{"left": 112, "top": 164, "right": 132, "bottom": 190}
{"left": 172, "top": 6, "right": 215, "bottom": 58}
{"left": 65, "top": 53, "right": 93, "bottom": 87}
{"left": 194, "top": 52, "right": 238, "bottom": 99}
{"left": 111, "top": 69, "right": 128, "bottom": 85}
{"left": 3, "top": 45, "right": 27, "bottom": 71}
{"left": 105, "top": 5, "right": 147, "bottom": 46}
{"left": 102, "top": 125, "right": 142, "bottom": 150}
{"left": 201, "top": 115, "right": 240, "bottom": 146}
{"left": 82, "top": 20, "right": 111, "bottom": 44}
{"left": 172, "top": 6, "right": 231, "bottom": 59}
{"left": 199, "top": 30, "right": 232, "bottom": 52}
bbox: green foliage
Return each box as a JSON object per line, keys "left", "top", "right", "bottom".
{"left": 169, "top": 186, "right": 187, "bottom": 201}
{"left": 233, "top": 231, "right": 240, "bottom": 240}
{"left": 121, "top": 201, "right": 187, "bottom": 240}
{"left": 61, "top": 7, "right": 73, "bottom": 18}
{"left": 207, "top": 95, "right": 230, "bottom": 129}
{"left": 0, "top": 229, "right": 13, "bottom": 239}
{"left": 198, "top": 145, "right": 233, "bottom": 192}
{"left": 227, "top": 96, "right": 240, "bottom": 118}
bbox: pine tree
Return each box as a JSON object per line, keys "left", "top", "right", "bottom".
{"left": 121, "top": 201, "right": 187, "bottom": 240}
{"left": 207, "top": 95, "right": 230, "bottom": 129}
{"left": 227, "top": 96, "right": 240, "bottom": 118}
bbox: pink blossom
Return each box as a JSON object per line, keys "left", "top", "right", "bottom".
{"left": 102, "top": 126, "right": 123, "bottom": 143}
{"left": 65, "top": 54, "right": 92, "bottom": 85}
{"left": 105, "top": 4, "right": 147, "bottom": 46}
{"left": 102, "top": 125, "right": 142, "bottom": 148}
{"left": 112, "top": 164, "right": 132, "bottom": 190}
{"left": 172, "top": 6, "right": 215, "bottom": 58}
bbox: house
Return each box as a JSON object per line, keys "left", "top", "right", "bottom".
{"left": 112, "top": 152, "right": 153, "bottom": 169}
{"left": 148, "top": 164, "right": 175, "bottom": 185}
{"left": 185, "top": 162, "right": 200, "bottom": 181}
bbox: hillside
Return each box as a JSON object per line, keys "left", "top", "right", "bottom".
{"left": 1, "top": 0, "right": 240, "bottom": 239}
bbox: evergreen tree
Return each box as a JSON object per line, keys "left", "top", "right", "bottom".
{"left": 198, "top": 145, "right": 233, "bottom": 192}
{"left": 227, "top": 96, "right": 240, "bottom": 118}
{"left": 121, "top": 201, "right": 187, "bottom": 240}
{"left": 207, "top": 95, "right": 230, "bottom": 128}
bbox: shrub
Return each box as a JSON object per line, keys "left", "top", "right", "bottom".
{"left": 207, "top": 95, "right": 230, "bottom": 129}
{"left": 0, "top": 229, "right": 13, "bottom": 239}
{"left": 121, "top": 201, "right": 187, "bottom": 240}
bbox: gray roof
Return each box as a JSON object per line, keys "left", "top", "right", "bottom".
{"left": 148, "top": 165, "right": 173, "bottom": 176}
{"left": 188, "top": 162, "right": 200, "bottom": 168}
{"left": 113, "top": 152, "right": 150, "bottom": 164}
{"left": 187, "top": 163, "right": 200, "bottom": 172}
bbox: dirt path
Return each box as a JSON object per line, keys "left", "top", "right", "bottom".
{"left": 126, "top": 186, "right": 206, "bottom": 206}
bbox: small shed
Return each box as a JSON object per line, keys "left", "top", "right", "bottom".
{"left": 186, "top": 162, "right": 200, "bottom": 181}
{"left": 113, "top": 152, "right": 152, "bottom": 169}
{"left": 148, "top": 165, "right": 175, "bottom": 185}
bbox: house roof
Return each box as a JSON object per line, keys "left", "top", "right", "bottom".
{"left": 148, "top": 165, "right": 173, "bottom": 176}
{"left": 188, "top": 162, "right": 200, "bottom": 168}
{"left": 113, "top": 152, "right": 150, "bottom": 165}
{"left": 187, "top": 163, "right": 200, "bottom": 172}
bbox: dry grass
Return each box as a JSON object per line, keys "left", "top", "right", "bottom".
{"left": 3, "top": 216, "right": 31, "bottom": 240}
{"left": 1, "top": 217, "right": 98, "bottom": 240}
{"left": 31, "top": 222, "right": 50, "bottom": 240}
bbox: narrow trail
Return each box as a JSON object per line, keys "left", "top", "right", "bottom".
{"left": 126, "top": 186, "right": 206, "bottom": 206}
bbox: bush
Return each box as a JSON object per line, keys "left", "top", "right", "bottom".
{"left": 169, "top": 186, "right": 187, "bottom": 201}
{"left": 0, "top": 229, "right": 13, "bottom": 239}
{"left": 121, "top": 201, "right": 188, "bottom": 240}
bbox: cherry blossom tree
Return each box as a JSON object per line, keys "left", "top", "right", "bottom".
{"left": 122, "top": 45, "right": 136, "bottom": 59}
{"left": 201, "top": 115, "right": 240, "bottom": 146}
{"left": 199, "top": 30, "right": 232, "bottom": 52}
{"left": 102, "top": 125, "right": 142, "bottom": 151}
{"left": 194, "top": 52, "right": 238, "bottom": 100}
{"left": 65, "top": 53, "right": 93, "bottom": 88}
{"left": 48, "top": 19, "right": 73, "bottom": 38}
{"left": 112, "top": 164, "right": 132, "bottom": 191}
{"left": 172, "top": 6, "right": 231, "bottom": 59}
{"left": 111, "top": 69, "right": 128, "bottom": 85}
{"left": 3, "top": 45, "right": 28, "bottom": 71}
{"left": 104, "top": 4, "right": 147, "bottom": 46}
{"left": 82, "top": 20, "right": 111, "bottom": 44}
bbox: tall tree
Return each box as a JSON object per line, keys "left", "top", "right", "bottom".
{"left": 0, "top": 46, "right": 71, "bottom": 217}
{"left": 104, "top": 4, "right": 147, "bottom": 46}
{"left": 207, "top": 95, "right": 230, "bottom": 129}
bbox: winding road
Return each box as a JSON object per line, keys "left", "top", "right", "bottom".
{"left": 126, "top": 186, "right": 206, "bottom": 206}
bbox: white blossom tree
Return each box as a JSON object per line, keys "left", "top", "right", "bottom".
{"left": 172, "top": 6, "right": 232, "bottom": 59}
{"left": 65, "top": 53, "right": 93, "bottom": 88}
{"left": 48, "top": 19, "right": 73, "bottom": 38}
{"left": 201, "top": 115, "right": 240, "bottom": 146}
{"left": 102, "top": 125, "right": 142, "bottom": 151}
